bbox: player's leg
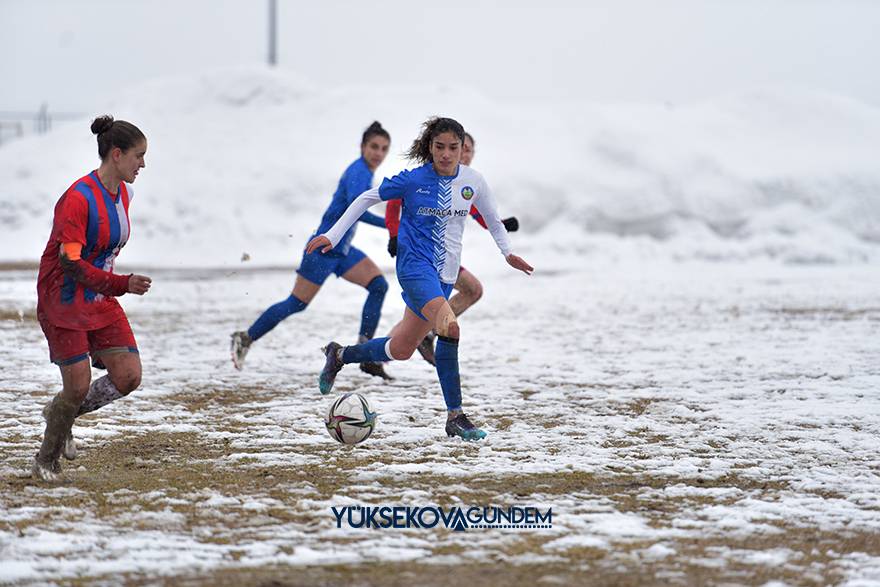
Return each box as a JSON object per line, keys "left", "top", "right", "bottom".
{"left": 449, "top": 267, "right": 483, "bottom": 317}
{"left": 415, "top": 267, "right": 483, "bottom": 366}
{"left": 386, "top": 307, "right": 435, "bottom": 359}
{"left": 52, "top": 316, "right": 140, "bottom": 462}
{"left": 80, "top": 351, "right": 141, "bottom": 417}
{"left": 83, "top": 313, "right": 141, "bottom": 404}
{"left": 34, "top": 321, "right": 90, "bottom": 480}
{"left": 422, "top": 297, "right": 486, "bottom": 440}
{"left": 231, "top": 252, "right": 324, "bottom": 369}
{"left": 35, "top": 357, "right": 90, "bottom": 480}
{"left": 318, "top": 273, "right": 443, "bottom": 395}
{"left": 340, "top": 252, "right": 391, "bottom": 380}
{"left": 418, "top": 297, "right": 485, "bottom": 441}
{"left": 245, "top": 274, "right": 319, "bottom": 342}
{"left": 319, "top": 306, "right": 432, "bottom": 394}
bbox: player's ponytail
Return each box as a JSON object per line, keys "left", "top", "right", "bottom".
{"left": 361, "top": 121, "right": 390, "bottom": 146}
{"left": 91, "top": 115, "right": 146, "bottom": 160}
{"left": 406, "top": 117, "right": 466, "bottom": 164}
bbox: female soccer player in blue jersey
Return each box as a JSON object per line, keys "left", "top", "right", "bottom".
{"left": 231, "top": 122, "right": 393, "bottom": 380}
{"left": 385, "top": 131, "right": 520, "bottom": 365}
{"left": 306, "top": 117, "right": 533, "bottom": 440}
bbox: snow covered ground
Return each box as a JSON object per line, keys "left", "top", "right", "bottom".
{"left": 1, "top": 66, "right": 879, "bottom": 585}
{"left": 1, "top": 259, "right": 879, "bottom": 585}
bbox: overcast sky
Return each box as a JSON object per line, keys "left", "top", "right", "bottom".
{"left": 2, "top": 0, "right": 880, "bottom": 113}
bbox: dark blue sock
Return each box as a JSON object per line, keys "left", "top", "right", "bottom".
{"left": 342, "top": 337, "right": 391, "bottom": 364}
{"left": 435, "top": 336, "right": 461, "bottom": 411}
{"left": 359, "top": 275, "right": 388, "bottom": 340}
{"left": 247, "top": 295, "right": 308, "bottom": 341}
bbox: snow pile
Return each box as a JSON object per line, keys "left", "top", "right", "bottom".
{"left": 0, "top": 65, "right": 877, "bottom": 267}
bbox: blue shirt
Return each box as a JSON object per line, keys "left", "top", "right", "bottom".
{"left": 378, "top": 163, "right": 511, "bottom": 283}
{"left": 315, "top": 157, "right": 385, "bottom": 256}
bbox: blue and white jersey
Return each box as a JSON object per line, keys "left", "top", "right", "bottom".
{"left": 323, "top": 163, "right": 512, "bottom": 284}
{"left": 314, "top": 157, "right": 385, "bottom": 256}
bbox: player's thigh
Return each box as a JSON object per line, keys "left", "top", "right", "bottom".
{"left": 340, "top": 256, "right": 383, "bottom": 288}
{"left": 294, "top": 248, "right": 338, "bottom": 301}
{"left": 388, "top": 307, "right": 434, "bottom": 358}
{"left": 291, "top": 274, "right": 322, "bottom": 303}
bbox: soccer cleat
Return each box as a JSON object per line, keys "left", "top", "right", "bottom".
{"left": 445, "top": 413, "right": 487, "bottom": 441}
{"left": 416, "top": 333, "right": 436, "bottom": 366}
{"left": 31, "top": 454, "right": 62, "bottom": 482}
{"left": 230, "top": 331, "right": 253, "bottom": 370}
{"left": 43, "top": 402, "right": 76, "bottom": 460}
{"left": 319, "top": 342, "right": 344, "bottom": 395}
{"left": 359, "top": 361, "right": 394, "bottom": 381}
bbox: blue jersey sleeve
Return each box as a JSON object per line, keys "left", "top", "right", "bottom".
{"left": 343, "top": 165, "right": 371, "bottom": 203}
{"left": 378, "top": 169, "right": 410, "bottom": 201}
{"left": 345, "top": 162, "right": 385, "bottom": 227}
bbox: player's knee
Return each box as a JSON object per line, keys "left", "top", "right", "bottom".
{"left": 367, "top": 275, "right": 388, "bottom": 296}
{"left": 458, "top": 273, "right": 482, "bottom": 302}
{"left": 467, "top": 280, "right": 483, "bottom": 304}
{"left": 112, "top": 370, "right": 141, "bottom": 396}
{"left": 388, "top": 337, "right": 414, "bottom": 361}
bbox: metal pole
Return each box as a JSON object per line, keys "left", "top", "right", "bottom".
{"left": 268, "top": 0, "right": 277, "bottom": 66}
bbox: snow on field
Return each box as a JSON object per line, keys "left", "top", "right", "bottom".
{"left": 1, "top": 260, "right": 879, "bottom": 585}
{"left": 0, "top": 66, "right": 879, "bottom": 585}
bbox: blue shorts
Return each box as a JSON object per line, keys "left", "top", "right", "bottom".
{"left": 400, "top": 274, "right": 454, "bottom": 320}
{"left": 297, "top": 246, "right": 366, "bottom": 285}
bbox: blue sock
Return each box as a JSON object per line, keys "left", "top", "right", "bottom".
{"left": 247, "top": 295, "right": 308, "bottom": 341}
{"left": 435, "top": 336, "right": 461, "bottom": 411}
{"left": 359, "top": 275, "right": 388, "bottom": 340}
{"left": 342, "top": 337, "right": 391, "bottom": 364}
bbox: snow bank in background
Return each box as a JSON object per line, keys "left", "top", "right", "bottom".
{"left": 0, "top": 65, "right": 877, "bottom": 267}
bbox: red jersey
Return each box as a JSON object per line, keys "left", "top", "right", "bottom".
{"left": 37, "top": 171, "right": 133, "bottom": 331}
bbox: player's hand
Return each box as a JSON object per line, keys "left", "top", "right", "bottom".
{"left": 502, "top": 217, "right": 519, "bottom": 232}
{"left": 387, "top": 236, "right": 398, "bottom": 257}
{"left": 306, "top": 235, "right": 333, "bottom": 254}
{"left": 128, "top": 274, "right": 152, "bottom": 295}
{"left": 506, "top": 254, "right": 533, "bottom": 275}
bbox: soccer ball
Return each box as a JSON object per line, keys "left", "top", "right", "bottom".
{"left": 325, "top": 393, "right": 377, "bottom": 445}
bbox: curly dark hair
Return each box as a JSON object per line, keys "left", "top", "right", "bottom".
{"left": 405, "top": 117, "right": 465, "bottom": 164}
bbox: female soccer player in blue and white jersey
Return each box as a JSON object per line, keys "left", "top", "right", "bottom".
{"left": 306, "top": 117, "right": 533, "bottom": 440}
{"left": 386, "top": 132, "right": 520, "bottom": 365}
{"left": 231, "top": 122, "right": 393, "bottom": 380}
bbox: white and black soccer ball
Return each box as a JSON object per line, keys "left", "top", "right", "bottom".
{"left": 325, "top": 393, "right": 377, "bottom": 445}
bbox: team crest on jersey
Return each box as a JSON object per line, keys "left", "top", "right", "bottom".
{"left": 461, "top": 186, "right": 474, "bottom": 200}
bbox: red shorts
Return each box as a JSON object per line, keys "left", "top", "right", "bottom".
{"left": 39, "top": 315, "right": 138, "bottom": 367}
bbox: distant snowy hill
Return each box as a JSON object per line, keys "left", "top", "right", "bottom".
{"left": 0, "top": 66, "right": 877, "bottom": 268}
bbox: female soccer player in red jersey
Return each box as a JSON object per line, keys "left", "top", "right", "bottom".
{"left": 385, "top": 132, "right": 519, "bottom": 364}
{"left": 33, "top": 115, "right": 152, "bottom": 481}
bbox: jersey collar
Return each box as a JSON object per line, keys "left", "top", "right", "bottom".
{"left": 426, "top": 162, "right": 460, "bottom": 180}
